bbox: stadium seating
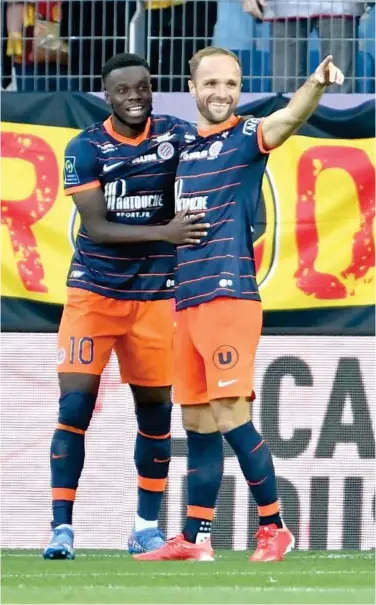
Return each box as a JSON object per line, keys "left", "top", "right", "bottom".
{"left": 214, "top": 5, "right": 375, "bottom": 93}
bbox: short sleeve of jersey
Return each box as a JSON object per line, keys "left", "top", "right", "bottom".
{"left": 63, "top": 136, "right": 100, "bottom": 196}
{"left": 238, "top": 116, "right": 269, "bottom": 163}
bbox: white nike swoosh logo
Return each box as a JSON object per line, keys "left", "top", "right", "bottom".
{"left": 102, "top": 161, "right": 125, "bottom": 173}
{"left": 218, "top": 379, "right": 238, "bottom": 388}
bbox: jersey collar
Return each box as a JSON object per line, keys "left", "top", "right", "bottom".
{"left": 103, "top": 116, "right": 151, "bottom": 146}
{"left": 197, "top": 114, "right": 239, "bottom": 137}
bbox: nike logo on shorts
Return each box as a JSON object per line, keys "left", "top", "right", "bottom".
{"left": 103, "top": 161, "right": 126, "bottom": 173}
{"left": 218, "top": 379, "right": 238, "bottom": 388}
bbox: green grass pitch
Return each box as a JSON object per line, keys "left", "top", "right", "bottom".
{"left": 1, "top": 550, "right": 374, "bottom": 604}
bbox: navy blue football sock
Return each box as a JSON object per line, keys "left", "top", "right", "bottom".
{"left": 224, "top": 422, "right": 282, "bottom": 528}
{"left": 52, "top": 501, "right": 74, "bottom": 528}
{"left": 50, "top": 428, "right": 85, "bottom": 528}
{"left": 50, "top": 392, "right": 96, "bottom": 528}
{"left": 134, "top": 403, "right": 171, "bottom": 523}
{"left": 134, "top": 433, "right": 170, "bottom": 521}
{"left": 183, "top": 430, "right": 224, "bottom": 543}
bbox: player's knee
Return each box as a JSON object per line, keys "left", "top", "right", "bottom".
{"left": 134, "top": 403, "right": 172, "bottom": 473}
{"left": 210, "top": 397, "right": 251, "bottom": 433}
{"left": 58, "top": 391, "right": 97, "bottom": 431}
{"left": 135, "top": 401, "right": 172, "bottom": 437}
{"left": 182, "top": 404, "right": 218, "bottom": 434}
{"left": 131, "top": 385, "right": 171, "bottom": 406}
{"left": 59, "top": 372, "right": 100, "bottom": 396}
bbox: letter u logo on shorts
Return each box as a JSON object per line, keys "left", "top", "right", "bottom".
{"left": 213, "top": 345, "right": 239, "bottom": 370}
{"left": 218, "top": 351, "right": 232, "bottom": 365}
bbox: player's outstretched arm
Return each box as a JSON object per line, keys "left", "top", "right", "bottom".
{"left": 72, "top": 188, "right": 209, "bottom": 245}
{"left": 261, "top": 56, "right": 344, "bottom": 150}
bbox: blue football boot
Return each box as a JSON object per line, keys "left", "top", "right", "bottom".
{"left": 43, "top": 524, "right": 75, "bottom": 560}
{"left": 128, "top": 527, "right": 166, "bottom": 554}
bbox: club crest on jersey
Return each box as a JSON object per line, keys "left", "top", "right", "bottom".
{"left": 208, "top": 141, "right": 223, "bottom": 158}
{"left": 56, "top": 348, "right": 66, "bottom": 365}
{"left": 64, "top": 156, "right": 80, "bottom": 185}
{"left": 157, "top": 142, "right": 175, "bottom": 160}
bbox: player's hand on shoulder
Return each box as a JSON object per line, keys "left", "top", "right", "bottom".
{"left": 161, "top": 209, "right": 210, "bottom": 245}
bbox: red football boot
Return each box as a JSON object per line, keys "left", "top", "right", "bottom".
{"left": 133, "top": 533, "right": 215, "bottom": 561}
{"left": 249, "top": 524, "right": 295, "bottom": 562}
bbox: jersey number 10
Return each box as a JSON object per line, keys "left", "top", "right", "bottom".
{"left": 69, "top": 336, "right": 94, "bottom": 365}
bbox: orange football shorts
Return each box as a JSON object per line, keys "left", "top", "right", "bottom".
{"left": 173, "top": 297, "right": 263, "bottom": 404}
{"left": 57, "top": 287, "right": 174, "bottom": 386}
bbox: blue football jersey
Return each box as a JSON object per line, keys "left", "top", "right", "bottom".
{"left": 63, "top": 115, "right": 195, "bottom": 300}
{"left": 174, "top": 115, "right": 269, "bottom": 311}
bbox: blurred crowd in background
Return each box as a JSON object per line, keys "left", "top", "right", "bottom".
{"left": 1, "top": 0, "right": 375, "bottom": 93}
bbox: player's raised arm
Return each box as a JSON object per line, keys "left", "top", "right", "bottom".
{"left": 261, "top": 56, "right": 344, "bottom": 150}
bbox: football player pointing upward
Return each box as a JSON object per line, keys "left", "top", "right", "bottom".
{"left": 134, "top": 48, "right": 344, "bottom": 562}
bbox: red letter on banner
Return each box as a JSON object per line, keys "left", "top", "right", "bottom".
{"left": 1, "top": 131, "right": 59, "bottom": 292}
{"left": 295, "top": 146, "right": 375, "bottom": 299}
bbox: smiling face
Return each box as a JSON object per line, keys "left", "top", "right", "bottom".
{"left": 189, "top": 53, "right": 242, "bottom": 125}
{"left": 104, "top": 65, "right": 153, "bottom": 126}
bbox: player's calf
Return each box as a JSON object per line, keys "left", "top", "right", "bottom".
{"left": 180, "top": 404, "right": 223, "bottom": 545}
{"left": 211, "top": 397, "right": 283, "bottom": 529}
{"left": 129, "top": 399, "right": 172, "bottom": 553}
{"left": 211, "top": 397, "right": 296, "bottom": 561}
{"left": 182, "top": 429, "right": 223, "bottom": 544}
{"left": 50, "top": 392, "right": 96, "bottom": 529}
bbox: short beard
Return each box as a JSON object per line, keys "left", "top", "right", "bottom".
{"left": 196, "top": 99, "right": 233, "bottom": 125}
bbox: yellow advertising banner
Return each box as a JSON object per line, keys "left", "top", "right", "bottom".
{"left": 1, "top": 121, "right": 375, "bottom": 310}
